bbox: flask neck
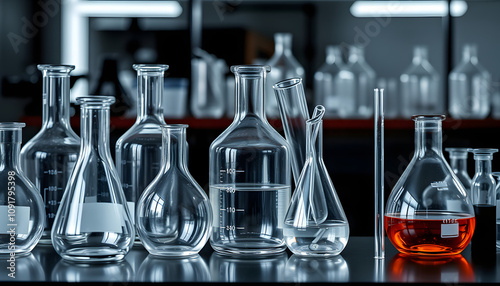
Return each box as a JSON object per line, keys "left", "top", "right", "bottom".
{"left": 450, "top": 157, "right": 468, "bottom": 174}
{"left": 326, "top": 46, "right": 341, "bottom": 65}
{"left": 306, "top": 120, "right": 323, "bottom": 159}
{"left": 41, "top": 69, "right": 73, "bottom": 130}
{"left": 136, "top": 70, "right": 166, "bottom": 124}
{"left": 462, "top": 45, "right": 478, "bottom": 64}
{"left": 233, "top": 66, "right": 269, "bottom": 121}
{"left": 80, "top": 104, "right": 112, "bottom": 156}
{"left": 0, "top": 126, "right": 23, "bottom": 170}
{"left": 474, "top": 158, "right": 492, "bottom": 175}
{"left": 349, "top": 46, "right": 365, "bottom": 63}
{"left": 161, "top": 125, "right": 188, "bottom": 171}
{"left": 414, "top": 119, "right": 443, "bottom": 157}
{"left": 274, "top": 33, "right": 292, "bottom": 56}
{"left": 412, "top": 46, "right": 428, "bottom": 65}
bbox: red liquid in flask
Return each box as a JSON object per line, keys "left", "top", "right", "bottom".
{"left": 385, "top": 213, "right": 475, "bottom": 255}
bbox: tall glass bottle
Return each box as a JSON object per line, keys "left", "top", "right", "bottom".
{"left": 314, "top": 46, "right": 355, "bottom": 118}
{"left": 385, "top": 115, "right": 475, "bottom": 255}
{"left": 115, "top": 64, "right": 168, "bottom": 232}
{"left": 449, "top": 44, "right": 491, "bottom": 119}
{"left": 266, "top": 33, "right": 305, "bottom": 118}
{"left": 344, "top": 45, "right": 376, "bottom": 118}
{"left": 137, "top": 124, "right": 212, "bottom": 256}
{"left": 20, "top": 65, "right": 80, "bottom": 244}
{"left": 0, "top": 123, "right": 44, "bottom": 255}
{"left": 209, "top": 65, "right": 291, "bottom": 255}
{"left": 445, "top": 148, "right": 472, "bottom": 192}
{"left": 400, "top": 46, "right": 441, "bottom": 117}
{"left": 52, "top": 96, "right": 134, "bottom": 262}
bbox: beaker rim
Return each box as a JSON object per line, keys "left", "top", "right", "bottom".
{"left": 411, "top": 115, "right": 446, "bottom": 121}
{"left": 133, "top": 64, "right": 169, "bottom": 72}
{"left": 230, "top": 65, "right": 271, "bottom": 74}
{"left": 273, "top": 78, "right": 302, "bottom": 90}
{"left": 37, "top": 64, "right": 75, "bottom": 72}
{"left": 76, "top": 96, "right": 116, "bottom": 105}
{"left": 0, "top": 122, "right": 26, "bottom": 130}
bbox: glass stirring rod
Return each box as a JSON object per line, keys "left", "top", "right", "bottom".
{"left": 374, "top": 88, "right": 385, "bottom": 259}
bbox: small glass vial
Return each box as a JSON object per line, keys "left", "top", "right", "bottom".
{"left": 0, "top": 122, "right": 45, "bottom": 255}
{"left": 51, "top": 96, "right": 134, "bottom": 262}
{"left": 445, "top": 148, "right": 472, "bottom": 192}
{"left": 266, "top": 33, "right": 305, "bottom": 119}
{"left": 21, "top": 65, "right": 80, "bottom": 244}
{"left": 449, "top": 44, "right": 491, "bottom": 119}
{"left": 136, "top": 124, "right": 212, "bottom": 256}
{"left": 400, "top": 46, "right": 442, "bottom": 117}
{"left": 209, "top": 65, "right": 291, "bottom": 255}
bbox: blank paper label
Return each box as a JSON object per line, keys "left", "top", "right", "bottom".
{"left": 0, "top": 205, "right": 30, "bottom": 235}
{"left": 441, "top": 223, "right": 459, "bottom": 238}
{"left": 80, "top": 203, "right": 125, "bottom": 233}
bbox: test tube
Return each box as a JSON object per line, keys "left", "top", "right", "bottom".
{"left": 374, "top": 88, "right": 385, "bottom": 259}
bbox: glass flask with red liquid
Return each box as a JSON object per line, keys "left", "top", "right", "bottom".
{"left": 385, "top": 115, "right": 475, "bottom": 256}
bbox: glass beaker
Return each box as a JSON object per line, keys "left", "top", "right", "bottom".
{"left": 468, "top": 148, "right": 497, "bottom": 254}
{"left": 283, "top": 105, "right": 349, "bottom": 257}
{"left": 20, "top": 65, "right": 80, "bottom": 244}
{"left": 266, "top": 33, "right": 305, "bottom": 119}
{"left": 51, "top": 96, "right": 134, "bottom": 262}
{"left": 385, "top": 115, "right": 475, "bottom": 256}
{"left": 400, "top": 46, "right": 442, "bottom": 117}
{"left": 209, "top": 65, "right": 291, "bottom": 255}
{"left": 136, "top": 124, "right": 212, "bottom": 256}
{"left": 445, "top": 148, "right": 472, "bottom": 192}
{"left": 314, "top": 45, "right": 355, "bottom": 118}
{"left": 449, "top": 44, "right": 491, "bottom": 119}
{"left": 115, "top": 64, "right": 168, "bottom": 234}
{"left": 0, "top": 122, "right": 45, "bottom": 255}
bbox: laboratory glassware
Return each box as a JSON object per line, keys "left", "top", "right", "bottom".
{"left": 51, "top": 96, "right": 134, "bottom": 262}
{"left": 314, "top": 45, "right": 355, "bottom": 118}
{"left": 343, "top": 45, "right": 376, "bottom": 118}
{"left": 283, "top": 105, "right": 349, "bottom": 257}
{"left": 20, "top": 65, "right": 80, "bottom": 244}
{"left": 376, "top": 78, "right": 399, "bottom": 118}
{"left": 266, "top": 33, "right": 305, "bottom": 118}
{"left": 209, "top": 65, "right": 291, "bottom": 255}
{"left": 400, "top": 46, "right": 442, "bottom": 117}
{"left": 136, "top": 124, "right": 212, "bottom": 256}
{"left": 0, "top": 122, "right": 44, "bottom": 255}
{"left": 445, "top": 148, "right": 472, "bottom": 192}
{"left": 468, "top": 148, "right": 497, "bottom": 254}
{"left": 495, "top": 172, "right": 500, "bottom": 248}
{"left": 115, "top": 64, "right": 168, "bottom": 233}
{"left": 385, "top": 115, "right": 475, "bottom": 256}
{"left": 273, "top": 78, "right": 309, "bottom": 184}
{"left": 449, "top": 44, "right": 491, "bottom": 119}
{"left": 374, "top": 89, "right": 385, "bottom": 259}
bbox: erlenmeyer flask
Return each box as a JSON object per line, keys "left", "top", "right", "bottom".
{"left": 283, "top": 106, "right": 349, "bottom": 257}
{"left": 385, "top": 115, "right": 475, "bottom": 256}
{"left": 21, "top": 65, "right": 80, "bottom": 244}
{"left": 51, "top": 96, "right": 134, "bottom": 262}
{"left": 209, "top": 65, "right": 291, "bottom": 255}
{"left": 445, "top": 148, "right": 472, "bottom": 192}
{"left": 136, "top": 124, "right": 212, "bottom": 256}
{"left": 0, "top": 123, "right": 45, "bottom": 255}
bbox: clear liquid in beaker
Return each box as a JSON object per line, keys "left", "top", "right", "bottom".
{"left": 283, "top": 223, "right": 349, "bottom": 257}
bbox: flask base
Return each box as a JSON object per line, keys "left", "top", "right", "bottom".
{"left": 58, "top": 247, "right": 127, "bottom": 262}
{"left": 210, "top": 239, "right": 286, "bottom": 256}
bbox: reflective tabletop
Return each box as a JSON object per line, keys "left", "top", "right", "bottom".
{"left": 1, "top": 237, "right": 499, "bottom": 284}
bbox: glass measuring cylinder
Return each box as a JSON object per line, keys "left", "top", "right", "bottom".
{"left": 20, "top": 65, "right": 80, "bottom": 244}
{"left": 0, "top": 123, "right": 45, "bottom": 255}
{"left": 209, "top": 65, "right": 291, "bottom": 255}
{"left": 385, "top": 115, "right": 475, "bottom": 256}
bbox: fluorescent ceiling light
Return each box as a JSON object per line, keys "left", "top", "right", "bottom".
{"left": 350, "top": 1, "right": 468, "bottom": 17}
{"left": 76, "top": 1, "right": 183, "bottom": 18}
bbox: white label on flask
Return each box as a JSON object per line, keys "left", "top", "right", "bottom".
{"left": 0, "top": 205, "right": 30, "bottom": 235}
{"left": 127, "top": 202, "right": 135, "bottom": 224}
{"left": 441, "top": 223, "right": 459, "bottom": 238}
{"left": 80, "top": 203, "right": 125, "bottom": 234}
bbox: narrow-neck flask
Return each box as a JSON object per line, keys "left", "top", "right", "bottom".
{"left": 21, "top": 65, "right": 80, "bottom": 244}
{"left": 0, "top": 123, "right": 44, "bottom": 255}
{"left": 344, "top": 45, "right": 375, "bottom": 118}
{"left": 314, "top": 46, "right": 355, "bottom": 118}
{"left": 209, "top": 65, "right": 291, "bottom": 255}
{"left": 283, "top": 106, "right": 349, "bottom": 257}
{"left": 449, "top": 45, "right": 491, "bottom": 119}
{"left": 400, "top": 46, "right": 442, "bottom": 117}
{"left": 137, "top": 124, "right": 212, "bottom": 256}
{"left": 115, "top": 64, "right": 168, "bottom": 230}
{"left": 52, "top": 96, "right": 134, "bottom": 262}
{"left": 266, "top": 33, "right": 305, "bottom": 119}
{"left": 468, "top": 148, "right": 497, "bottom": 254}
{"left": 385, "top": 115, "right": 475, "bottom": 255}
{"left": 445, "top": 148, "right": 472, "bottom": 192}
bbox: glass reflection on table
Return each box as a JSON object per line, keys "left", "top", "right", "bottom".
{"left": 50, "top": 259, "right": 133, "bottom": 282}
{"left": 0, "top": 253, "right": 45, "bottom": 281}
{"left": 136, "top": 254, "right": 210, "bottom": 282}
{"left": 285, "top": 254, "right": 349, "bottom": 282}
{"left": 210, "top": 252, "right": 288, "bottom": 282}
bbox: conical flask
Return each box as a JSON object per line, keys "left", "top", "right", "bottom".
{"left": 283, "top": 106, "right": 349, "bottom": 257}
{"left": 0, "top": 122, "right": 45, "bottom": 255}
{"left": 51, "top": 96, "right": 135, "bottom": 262}
{"left": 385, "top": 115, "right": 475, "bottom": 256}
{"left": 21, "top": 65, "right": 80, "bottom": 244}
{"left": 136, "top": 124, "right": 212, "bottom": 256}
